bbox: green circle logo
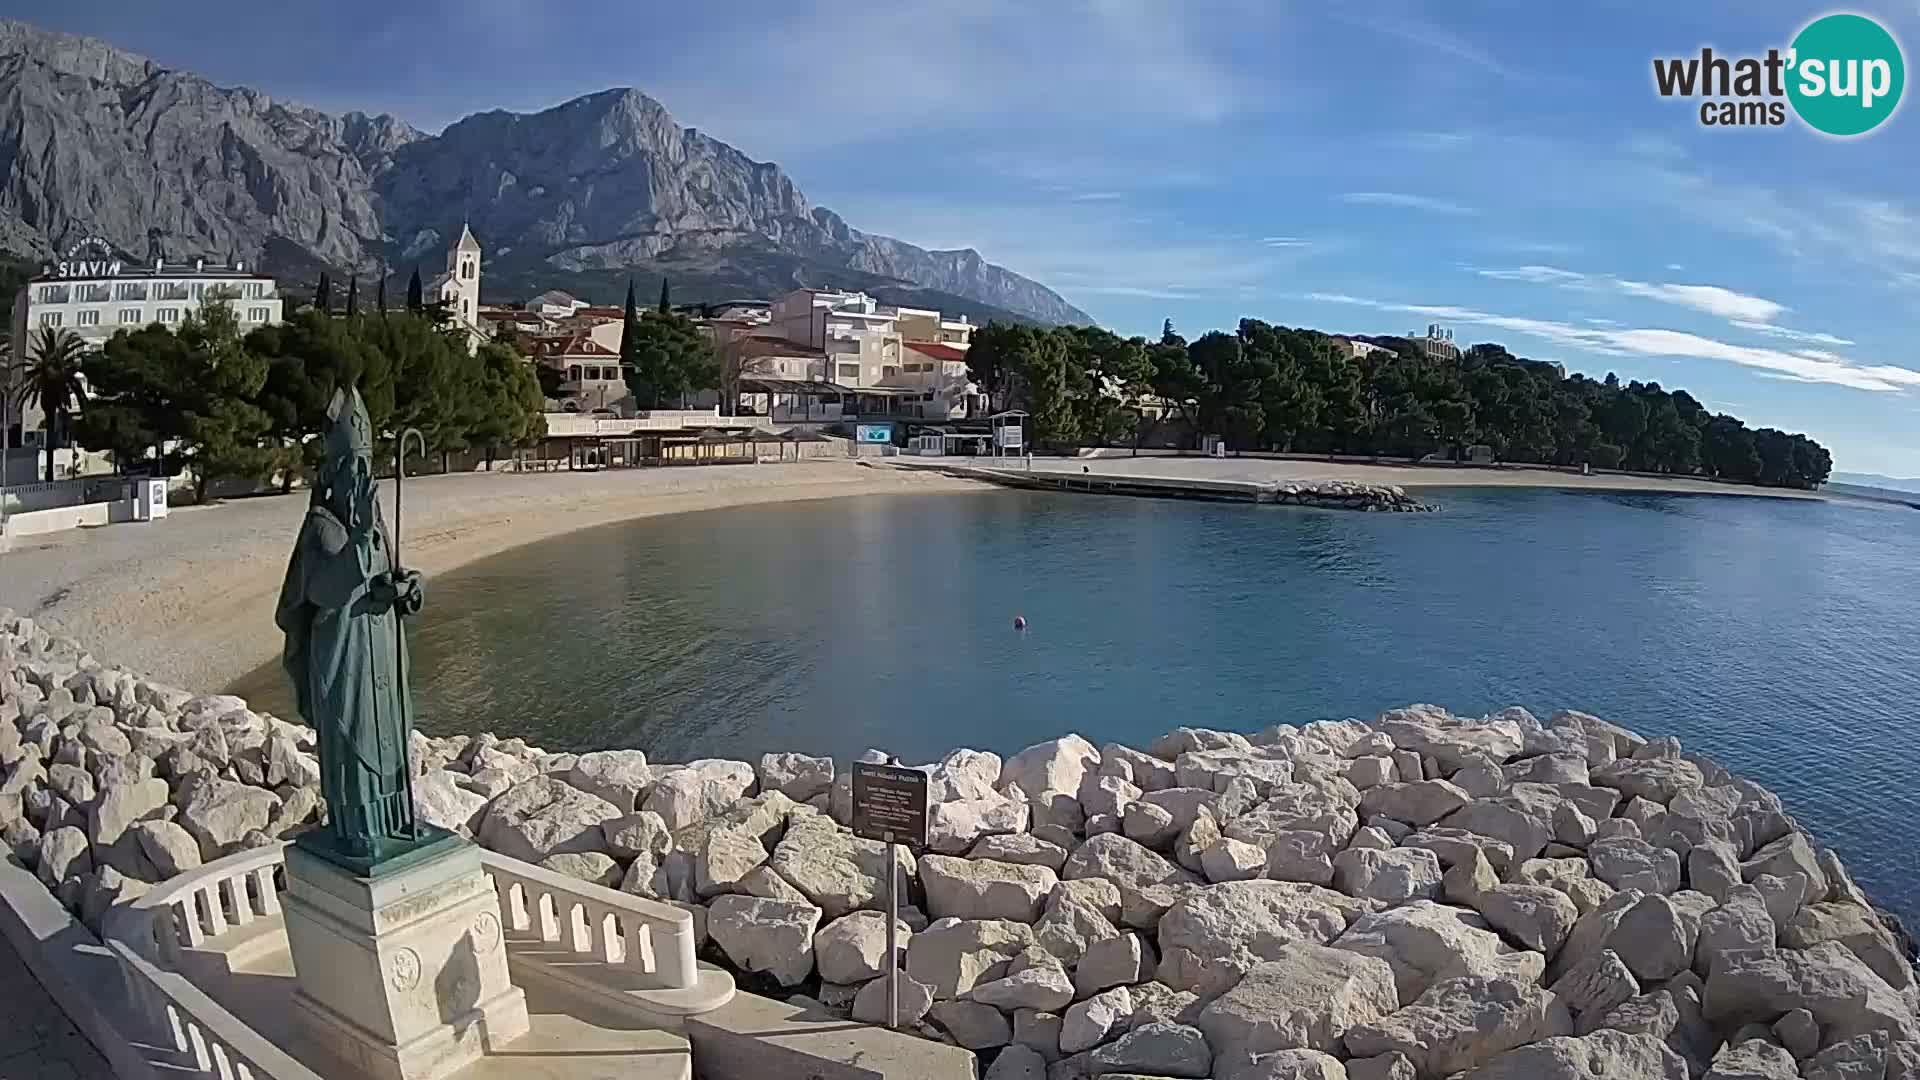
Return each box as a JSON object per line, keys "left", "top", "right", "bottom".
{"left": 1787, "top": 13, "right": 1905, "bottom": 136}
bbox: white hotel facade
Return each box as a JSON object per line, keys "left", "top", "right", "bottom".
{"left": 5, "top": 241, "right": 284, "bottom": 442}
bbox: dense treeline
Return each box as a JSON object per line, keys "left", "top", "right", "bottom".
{"left": 968, "top": 318, "right": 1833, "bottom": 489}
{"left": 26, "top": 296, "right": 544, "bottom": 499}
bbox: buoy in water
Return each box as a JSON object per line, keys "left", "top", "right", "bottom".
{"left": 1013, "top": 615, "right": 1028, "bottom": 630}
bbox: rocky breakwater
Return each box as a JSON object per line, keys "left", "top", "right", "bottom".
{"left": 1269, "top": 480, "right": 1431, "bottom": 512}
{"left": 2, "top": 611, "right": 1917, "bottom": 1080}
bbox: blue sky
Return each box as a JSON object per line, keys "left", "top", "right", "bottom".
{"left": 17, "top": 1, "right": 1920, "bottom": 473}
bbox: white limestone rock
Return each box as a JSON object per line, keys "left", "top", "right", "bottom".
{"left": 1358, "top": 780, "right": 1472, "bottom": 827}
{"left": 1200, "top": 836, "right": 1267, "bottom": 883}
{"left": 707, "top": 894, "right": 821, "bottom": 987}
{"left": 1780, "top": 901, "right": 1915, "bottom": 994}
{"left": 1121, "top": 800, "right": 1179, "bottom": 848}
{"left": 927, "top": 792, "right": 1029, "bottom": 855}
{"left": 477, "top": 776, "right": 619, "bottom": 864}
{"left": 1374, "top": 706, "right": 1524, "bottom": 771}
{"left": 1089, "top": 1021, "right": 1213, "bottom": 1079}
{"left": 768, "top": 814, "right": 914, "bottom": 919}
{"left": 1693, "top": 884, "right": 1775, "bottom": 975}
{"left": 1703, "top": 941, "right": 1919, "bottom": 1046}
{"left": 563, "top": 750, "right": 653, "bottom": 811}
{"left": 1475, "top": 883, "right": 1579, "bottom": 958}
{"left": 971, "top": 832, "right": 1069, "bottom": 871}
{"left": 1593, "top": 758, "right": 1705, "bottom": 805}
{"left": 1610, "top": 893, "right": 1710, "bottom": 983}
{"left": 1401, "top": 828, "right": 1515, "bottom": 874}
{"left": 971, "top": 966, "right": 1074, "bottom": 1012}
{"left": 538, "top": 852, "right": 621, "bottom": 888}
{"left": 412, "top": 768, "right": 489, "bottom": 837}
{"left": 1702, "top": 1037, "right": 1800, "bottom": 1079}
{"left": 1195, "top": 941, "right": 1398, "bottom": 1058}
{"left": 921, "top": 854, "right": 1058, "bottom": 923}
{"left": 1440, "top": 796, "right": 1555, "bottom": 864}
{"left": 642, "top": 759, "right": 754, "bottom": 831}
{"left": 1458, "top": 1029, "right": 1687, "bottom": 1080}
{"left": 87, "top": 776, "right": 168, "bottom": 848}
{"left": 1740, "top": 832, "right": 1829, "bottom": 911}
{"left": 930, "top": 999, "right": 1012, "bottom": 1049}
{"left": 1155, "top": 880, "right": 1371, "bottom": 996}
{"left": 1033, "top": 895, "right": 1117, "bottom": 966}
{"left": 37, "top": 825, "right": 90, "bottom": 886}
{"left": 179, "top": 779, "right": 282, "bottom": 862}
{"left": 1443, "top": 849, "right": 1500, "bottom": 906}
{"left": 1332, "top": 900, "right": 1547, "bottom": 1006}
{"left": 1060, "top": 985, "right": 1132, "bottom": 1054}
{"left": 1266, "top": 830, "right": 1337, "bottom": 887}
{"left": 1061, "top": 832, "right": 1202, "bottom": 930}
{"left": 1000, "top": 736, "right": 1100, "bottom": 803}
{"left": 1801, "top": 1032, "right": 1892, "bottom": 1080}
{"left": 1332, "top": 847, "right": 1443, "bottom": 906}
{"left": 1075, "top": 932, "right": 1156, "bottom": 999}
{"left": 851, "top": 971, "right": 936, "bottom": 1026}
{"left": 1553, "top": 948, "right": 1640, "bottom": 1032}
{"left": 1343, "top": 973, "right": 1573, "bottom": 1078}
{"left": 907, "top": 917, "right": 1037, "bottom": 1000}
{"left": 694, "top": 826, "right": 769, "bottom": 898}
{"left": 131, "top": 819, "right": 202, "bottom": 877}
{"left": 757, "top": 751, "right": 833, "bottom": 803}
{"left": 1101, "top": 743, "right": 1176, "bottom": 791}
{"left": 1218, "top": 1048, "right": 1349, "bottom": 1080}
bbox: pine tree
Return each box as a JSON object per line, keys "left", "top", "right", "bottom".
{"left": 344, "top": 275, "right": 359, "bottom": 317}
{"left": 315, "top": 272, "right": 332, "bottom": 313}
{"left": 657, "top": 277, "right": 670, "bottom": 314}
{"left": 406, "top": 268, "right": 423, "bottom": 312}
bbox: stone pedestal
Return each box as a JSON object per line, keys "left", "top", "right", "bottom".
{"left": 283, "top": 839, "right": 529, "bottom": 1080}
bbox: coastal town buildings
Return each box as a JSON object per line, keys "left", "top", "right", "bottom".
{"left": 5, "top": 238, "right": 283, "bottom": 456}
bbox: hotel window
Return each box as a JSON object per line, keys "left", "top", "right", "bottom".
{"left": 247, "top": 307, "right": 270, "bottom": 322}
{"left": 569, "top": 366, "right": 582, "bottom": 381}
{"left": 883, "top": 366, "right": 899, "bottom": 378}
{"left": 119, "top": 308, "right": 142, "bottom": 324}
{"left": 190, "top": 282, "right": 204, "bottom": 299}
{"left": 244, "top": 282, "right": 265, "bottom": 299}
{"left": 157, "top": 308, "right": 180, "bottom": 323}
{"left": 115, "top": 282, "right": 145, "bottom": 301}
{"left": 76, "top": 310, "right": 100, "bottom": 327}
{"left": 837, "top": 363, "right": 861, "bottom": 380}
{"left": 38, "top": 312, "right": 62, "bottom": 327}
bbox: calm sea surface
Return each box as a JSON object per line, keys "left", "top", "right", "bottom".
{"left": 232, "top": 488, "right": 1920, "bottom": 923}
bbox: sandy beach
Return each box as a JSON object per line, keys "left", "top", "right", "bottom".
{"left": 0, "top": 461, "right": 983, "bottom": 695}
{"left": 1013, "top": 454, "right": 1846, "bottom": 499}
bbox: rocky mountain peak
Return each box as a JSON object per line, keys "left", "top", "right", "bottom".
{"left": 0, "top": 18, "right": 1091, "bottom": 324}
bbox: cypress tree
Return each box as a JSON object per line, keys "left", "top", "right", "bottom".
{"left": 657, "top": 277, "right": 670, "bottom": 314}
{"left": 315, "top": 271, "right": 332, "bottom": 313}
{"left": 344, "top": 275, "right": 359, "bottom": 317}
{"left": 620, "top": 278, "right": 642, "bottom": 404}
{"left": 376, "top": 273, "right": 388, "bottom": 318}
{"left": 406, "top": 267, "right": 423, "bottom": 312}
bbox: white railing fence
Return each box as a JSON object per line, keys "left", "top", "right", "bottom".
{"left": 479, "top": 852, "right": 699, "bottom": 991}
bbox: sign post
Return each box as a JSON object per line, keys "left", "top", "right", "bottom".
{"left": 850, "top": 761, "right": 929, "bottom": 1030}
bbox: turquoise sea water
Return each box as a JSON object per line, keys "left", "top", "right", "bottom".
{"left": 232, "top": 488, "right": 1920, "bottom": 923}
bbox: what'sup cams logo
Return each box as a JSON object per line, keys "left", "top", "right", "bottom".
{"left": 1653, "top": 12, "right": 1905, "bottom": 136}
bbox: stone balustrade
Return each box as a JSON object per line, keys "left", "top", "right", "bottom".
{"left": 105, "top": 934, "right": 324, "bottom": 1080}
{"left": 481, "top": 850, "right": 701, "bottom": 992}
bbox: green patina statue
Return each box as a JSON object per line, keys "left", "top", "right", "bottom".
{"left": 276, "top": 386, "right": 451, "bottom": 874}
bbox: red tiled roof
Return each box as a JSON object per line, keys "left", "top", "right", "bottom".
{"left": 531, "top": 332, "right": 615, "bottom": 357}
{"left": 906, "top": 342, "right": 969, "bottom": 363}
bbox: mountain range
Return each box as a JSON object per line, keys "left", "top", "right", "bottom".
{"left": 0, "top": 19, "right": 1090, "bottom": 325}
{"left": 1828, "top": 472, "right": 1920, "bottom": 495}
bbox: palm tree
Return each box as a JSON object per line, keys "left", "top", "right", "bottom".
{"left": 6, "top": 327, "right": 90, "bottom": 482}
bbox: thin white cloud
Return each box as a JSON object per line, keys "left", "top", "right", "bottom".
{"left": 1068, "top": 191, "right": 1123, "bottom": 202}
{"left": 1613, "top": 281, "right": 1786, "bottom": 323}
{"left": 1305, "top": 292, "right": 1920, "bottom": 393}
{"left": 1261, "top": 237, "right": 1310, "bottom": 247}
{"left": 1476, "top": 265, "right": 1586, "bottom": 285}
{"left": 1472, "top": 265, "right": 1798, "bottom": 327}
{"left": 1340, "top": 192, "right": 1479, "bottom": 216}
{"left": 1729, "top": 321, "right": 1856, "bottom": 347}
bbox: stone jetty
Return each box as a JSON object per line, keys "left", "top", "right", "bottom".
{"left": 1, "top": 611, "right": 1916, "bottom": 1079}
